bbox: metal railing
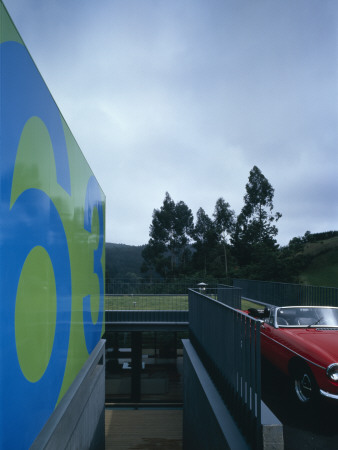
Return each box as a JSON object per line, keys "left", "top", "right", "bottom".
{"left": 188, "top": 288, "right": 262, "bottom": 448}
{"left": 105, "top": 294, "right": 189, "bottom": 325}
{"left": 234, "top": 279, "right": 338, "bottom": 307}
{"left": 105, "top": 278, "right": 230, "bottom": 295}
{"left": 217, "top": 284, "right": 242, "bottom": 309}
{"left": 105, "top": 309, "right": 188, "bottom": 324}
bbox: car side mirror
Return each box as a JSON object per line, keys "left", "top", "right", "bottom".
{"left": 263, "top": 307, "right": 270, "bottom": 318}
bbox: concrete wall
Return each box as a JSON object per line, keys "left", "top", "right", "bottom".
{"left": 183, "top": 340, "right": 250, "bottom": 450}
{"left": 31, "top": 340, "right": 106, "bottom": 450}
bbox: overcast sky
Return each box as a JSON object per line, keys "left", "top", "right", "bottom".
{"left": 4, "top": 0, "right": 338, "bottom": 246}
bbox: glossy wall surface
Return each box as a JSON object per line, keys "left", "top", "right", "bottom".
{"left": 0, "top": 3, "right": 105, "bottom": 448}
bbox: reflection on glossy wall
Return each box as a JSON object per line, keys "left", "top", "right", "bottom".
{"left": 0, "top": 2, "right": 105, "bottom": 448}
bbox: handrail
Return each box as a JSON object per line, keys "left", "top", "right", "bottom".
{"left": 188, "top": 288, "right": 262, "bottom": 448}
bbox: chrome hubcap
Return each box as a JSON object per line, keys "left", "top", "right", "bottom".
{"left": 295, "top": 373, "right": 312, "bottom": 402}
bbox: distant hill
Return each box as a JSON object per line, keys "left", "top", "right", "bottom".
{"left": 105, "top": 233, "right": 338, "bottom": 287}
{"left": 299, "top": 235, "right": 338, "bottom": 288}
{"left": 105, "top": 243, "right": 145, "bottom": 279}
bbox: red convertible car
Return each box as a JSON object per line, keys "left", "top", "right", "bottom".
{"left": 247, "top": 306, "right": 338, "bottom": 404}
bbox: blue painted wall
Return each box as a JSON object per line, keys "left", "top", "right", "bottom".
{"left": 0, "top": 3, "right": 105, "bottom": 448}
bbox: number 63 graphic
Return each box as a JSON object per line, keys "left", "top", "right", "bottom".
{"left": 0, "top": 41, "right": 104, "bottom": 449}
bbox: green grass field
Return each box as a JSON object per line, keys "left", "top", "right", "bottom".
{"left": 105, "top": 294, "right": 189, "bottom": 310}
{"left": 105, "top": 294, "right": 261, "bottom": 311}
{"left": 241, "top": 299, "right": 264, "bottom": 310}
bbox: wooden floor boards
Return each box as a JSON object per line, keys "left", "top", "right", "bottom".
{"left": 105, "top": 409, "right": 183, "bottom": 450}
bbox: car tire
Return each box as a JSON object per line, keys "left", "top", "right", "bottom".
{"left": 293, "top": 364, "right": 318, "bottom": 404}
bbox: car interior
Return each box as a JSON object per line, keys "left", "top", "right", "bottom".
{"left": 277, "top": 308, "right": 318, "bottom": 326}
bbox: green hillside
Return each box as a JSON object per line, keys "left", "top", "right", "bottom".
{"left": 105, "top": 243, "right": 145, "bottom": 279}
{"left": 299, "top": 236, "right": 338, "bottom": 288}
{"left": 105, "top": 234, "right": 338, "bottom": 288}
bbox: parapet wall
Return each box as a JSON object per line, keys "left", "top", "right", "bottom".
{"left": 31, "top": 340, "right": 106, "bottom": 450}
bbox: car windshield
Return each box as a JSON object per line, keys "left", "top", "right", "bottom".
{"left": 276, "top": 307, "right": 338, "bottom": 328}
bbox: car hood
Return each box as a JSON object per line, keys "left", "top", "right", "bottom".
{"left": 281, "top": 328, "right": 338, "bottom": 367}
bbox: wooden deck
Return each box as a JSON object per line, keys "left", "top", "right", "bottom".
{"left": 105, "top": 408, "right": 183, "bottom": 450}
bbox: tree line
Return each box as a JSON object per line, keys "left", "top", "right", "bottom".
{"left": 141, "top": 165, "right": 295, "bottom": 281}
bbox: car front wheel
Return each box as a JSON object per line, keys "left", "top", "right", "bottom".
{"left": 293, "top": 366, "right": 318, "bottom": 404}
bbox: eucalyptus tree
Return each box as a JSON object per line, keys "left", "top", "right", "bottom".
{"left": 192, "top": 207, "right": 219, "bottom": 276}
{"left": 233, "top": 166, "right": 282, "bottom": 266}
{"left": 141, "top": 192, "right": 194, "bottom": 277}
{"left": 213, "top": 198, "right": 236, "bottom": 277}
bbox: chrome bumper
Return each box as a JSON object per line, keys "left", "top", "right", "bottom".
{"left": 320, "top": 389, "right": 338, "bottom": 400}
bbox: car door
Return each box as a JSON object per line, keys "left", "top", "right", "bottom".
{"left": 261, "top": 309, "right": 291, "bottom": 374}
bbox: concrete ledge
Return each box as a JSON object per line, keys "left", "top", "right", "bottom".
{"left": 261, "top": 405, "right": 284, "bottom": 450}
{"left": 31, "top": 339, "right": 106, "bottom": 450}
{"left": 183, "top": 339, "right": 249, "bottom": 450}
{"left": 183, "top": 339, "right": 284, "bottom": 450}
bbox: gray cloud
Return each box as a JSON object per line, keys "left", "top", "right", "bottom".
{"left": 5, "top": 0, "right": 338, "bottom": 246}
